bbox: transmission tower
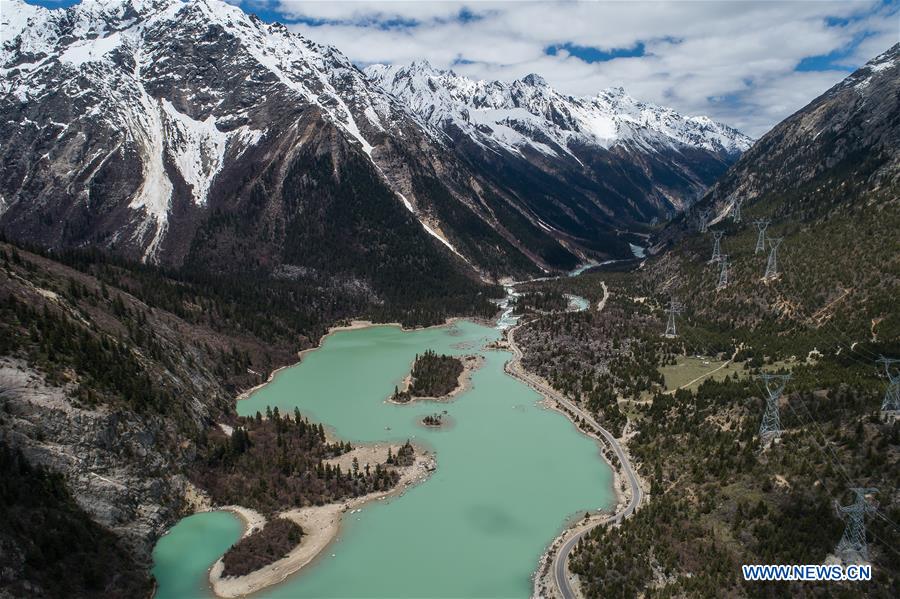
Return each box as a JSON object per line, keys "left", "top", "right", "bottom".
{"left": 709, "top": 230, "right": 724, "bottom": 264}
{"left": 698, "top": 208, "right": 711, "bottom": 233}
{"left": 763, "top": 237, "right": 783, "bottom": 280}
{"left": 663, "top": 298, "right": 683, "bottom": 338}
{"left": 877, "top": 356, "right": 900, "bottom": 414}
{"left": 716, "top": 255, "right": 729, "bottom": 290}
{"left": 732, "top": 199, "right": 743, "bottom": 223}
{"left": 756, "top": 373, "right": 790, "bottom": 444}
{"left": 753, "top": 219, "right": 770, "bottom": 254}
{"left": 836, "top": 488, "right": 878, "bottom": 563}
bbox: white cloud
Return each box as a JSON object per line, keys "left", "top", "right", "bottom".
{"left": 260, "top": 0, "right": 897, "bottom": 137}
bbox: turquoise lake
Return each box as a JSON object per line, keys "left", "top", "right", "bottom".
{"left": 152, "top": 319, "right": 613, "bottom": 598}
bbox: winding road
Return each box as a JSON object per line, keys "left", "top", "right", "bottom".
{"left": 504, "top": 280, "right": 643, "bottom": 599}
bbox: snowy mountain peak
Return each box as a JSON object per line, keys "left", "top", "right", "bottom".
{"left": 0, "top": 0, "right": 393, "bottom": 260}
{"left": 841, "top": 42, "right": 899, "bottom": 92}
{"left": 365, "top": 62, "right": 753, "bottom": 157}
{"left": 520, "top": 73, "right": 549, "bottom": 88}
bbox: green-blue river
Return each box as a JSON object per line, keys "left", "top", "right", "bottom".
{"left": 152, "top": 319, "right": 613, "bottom": 598}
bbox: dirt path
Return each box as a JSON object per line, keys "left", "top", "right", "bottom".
{"left": 664, "top": 346, "right": 742, "bottom": 395}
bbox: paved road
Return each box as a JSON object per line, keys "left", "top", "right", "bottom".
{"left": 504, "top": 282, "right": 642, "bottom": 599}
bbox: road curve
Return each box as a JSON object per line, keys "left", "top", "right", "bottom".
{"left": 504, "top": 282, "right": 642, "bottom": 599}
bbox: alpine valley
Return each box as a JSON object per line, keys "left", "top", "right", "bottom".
{"left": 1, "top": 0, "right": 750, "bottom": 281}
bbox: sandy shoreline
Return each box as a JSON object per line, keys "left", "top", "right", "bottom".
{"left": 207, "top": 444, "right": 436, "bottom": 598}
{"left": 386, "top": 353, "right": 484, "bottom": 405}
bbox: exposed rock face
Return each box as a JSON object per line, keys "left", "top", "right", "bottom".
{"left": 0, "top": 239, "right": 298, "bottom": 579}
{"left": 1, "top": 0, "right": 750, "bottom": 278}
{"left": 1, "top": 359, "right": 191, "bottom": 561}
{"left": 696, "top": 44, "right": 899, "bottom": 222}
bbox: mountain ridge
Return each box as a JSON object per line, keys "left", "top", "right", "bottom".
{"left": 365, "top": 60, "right": 752, "bottom": 158}
{"left": 2, "top": 0, "right": 751, "bottom": 278}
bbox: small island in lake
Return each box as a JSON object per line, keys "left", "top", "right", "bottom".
{"left": 390, "top": 350, "right": 482, "bottom": 403}
{"left": 422, "top": 413, "right": 444, "bottom": 427}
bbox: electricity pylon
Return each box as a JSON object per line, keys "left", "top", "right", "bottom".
{"left": 698, "top": 208, "right": 711, "bottom": 233}
{"left": 716, "top": 254, "right": 729, "bottom": 291}
{"left": 836, "top": 488, "right": 878, "bottom": 563}
{"left": 663, "top": 298, "right": 683, "bottom": 338}
{"left": 763, "top": 237, "right": 783, "bottom": 280}
{"left": 709, "top": 230, "right": 724, "bottom": 264}
{"left": 753, "top": 219, "right": 770, "bottom": 254}
{"left": 732, "top": 199, "right": 743, "bottom": 223}
{"left": 877, "top": 356, "right": 900, "bottom": 414}
{"left": 756, "top": 373, "right": 790, "bottom": 445}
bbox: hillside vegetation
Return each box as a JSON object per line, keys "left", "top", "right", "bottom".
{"left": 517, "top": 49, "right": 900, "bottom": 595}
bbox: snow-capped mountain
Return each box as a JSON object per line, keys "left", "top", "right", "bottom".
{"left": 1, "top": 0, "right": 400, "bottom": 258}
{"left": 1, "top": 0, "right": 752, "bottom": 282}
{"left": 365, "top": 60, "right": 753, "bottom": 253}
{"left": 366, "top": 61, "right": 751, "bottom": 159}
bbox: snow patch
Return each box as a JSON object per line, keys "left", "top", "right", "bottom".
{"left": 59, "top": 31, "right": 123, "bottom": 66}
{"left": 126, "top": 53, "right": 172, "bottom": 262}
{"left": 161, "top": 100, "right": 228, "bottom": 206}
{"left": 366, "top": 61, "right": 754, "bottom": 157}
{"left": 395, "top": 192, "right": 467, "bottom": 262}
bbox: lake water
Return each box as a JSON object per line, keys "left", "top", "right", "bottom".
{"left": 152, "top": 319, "right": 613, "bottom": 598}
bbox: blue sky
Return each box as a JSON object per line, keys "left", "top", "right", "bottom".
{"left": 22, "top": 0, "right": 900, "bottom": 136}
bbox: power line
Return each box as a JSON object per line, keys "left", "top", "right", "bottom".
{"left": 698, "top": 208, "right": 712, "bottom": 233}
{"left": 783, "top": 384, "right": 900, "bottom": 536}
{"left": 763, "top": 237, "right": 783, "bottom": 280}
{"left": 753, "top": 219, "right": 770, "bottom": 254}
{"left": 732, "top": 198, "right": 743, "bottom": 223}
{"left": 663, "top": 297, "right": 683, "bottom": 338}
{"left": 709, "top": 230, "right": 724, "bottom": 264}
{"left": 762, "top": 376, "right": 900, "bottom": 561}
{"left": 876, "top": 356, "right": 900, "bottom": 414}
{"left": 835, "top": 488, "right": 878, "bottom": 563}
{"left": 756, "top": 373, "right": 790, "bottom": 446}
{"left": 716, "top": 254, "right": 729, "bottom": 291}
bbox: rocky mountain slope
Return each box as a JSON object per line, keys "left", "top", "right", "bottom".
{"left": 0, "top": 233, "right": 348, "bottom": 596}
{"left": 688, "top": 43, "right": 899, "bottom": 227}
{"left": 647, "top": 44, "right": 900, "bottom": 339}
{"left": 367, "top": 61, "right": 751, "bottom": 240}
{"left": 1, "top": 0, "right": 750, "bottom": 280}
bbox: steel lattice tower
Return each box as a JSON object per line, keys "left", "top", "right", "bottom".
{"left": 836, "top": 488, "right": 878, "bottom": 563}
{"left": 732, "top": 199, "right": 743, "bottom": 223}
{"left": 763, "top": 237, "right": 783, "bottom": 280}
{"left": 698, "top": 208, "right": 711, "bottom": 233}
{"left": 756, "top": 373, "right": 790, "bottom": 444}
{"left": 709, "top": 230, "right": 724, "bottom": 264}
{"left": 753, "top": 219, "right": 770, "bottom": 254}
{"left": 877, "top": 356, "right": 900, "bottom": 414}
{"left": 716, "top": 254, "right": 729, "bottom": 290}
{"left": 663, "top": 298, "right": 683, "bottom": 338}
